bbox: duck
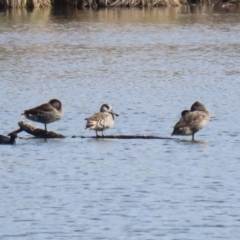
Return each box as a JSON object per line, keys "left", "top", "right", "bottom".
{"left": 0, "top": 132, "right": 17, "bottom": 144}
{"left": 85, "top": 104, "right": 119, "bottom": 137}
{"left": 22, "top": 99, "right": 63, "bottom": 132}
{"left": 171, "top": 101, "right": 210, "bottom": 141}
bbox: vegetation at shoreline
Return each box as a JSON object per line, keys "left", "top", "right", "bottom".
{"left": 0, "top": 0, "right": 239, "bottom": 10}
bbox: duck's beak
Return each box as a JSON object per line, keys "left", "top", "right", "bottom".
{"left": 111, "top": 110, "right": 119, "bottom": 117}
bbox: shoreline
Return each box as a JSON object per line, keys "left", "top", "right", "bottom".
{"left": 0, "top": 0, "right": 239, "bottom": 9}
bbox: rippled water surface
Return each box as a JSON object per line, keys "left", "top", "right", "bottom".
{"left": 1, "top": 6, "right": 240, "bottom": 239}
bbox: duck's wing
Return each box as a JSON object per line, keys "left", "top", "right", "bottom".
{"left": 174, "top": 111, "right": 206, "bottom": 129}
{"left": 23, "top": 103, "right": 54, "bottom": 115}
{"left": 85, "top": 112, "right": 108, "bottom": 121}
{"left": 85, "top": 112, "right": 109, "bottom": 129}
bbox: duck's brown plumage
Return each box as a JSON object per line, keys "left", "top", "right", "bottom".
{"left": 172, "top": 101, "right": 210, "bottom": 141}
{"left": 22, "top": 99, "right": 63, "bottom": 131}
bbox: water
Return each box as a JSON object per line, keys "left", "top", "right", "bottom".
{"left": 1, "top": 6, "right": 240, "bottom": 239}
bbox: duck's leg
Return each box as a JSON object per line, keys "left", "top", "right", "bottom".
{"left": 192, "top": 134, "right": 195, "bottom": 141}
{"left": 102, "top": 130, "right": 104, "bottom": 137}
{"left": 44, "top": 124, "right": 47, "bottom": 140}
{"left": 95, "top": 131, "right": 99, "bottom": 137}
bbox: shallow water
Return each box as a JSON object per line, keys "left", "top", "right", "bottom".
{"left": 1, "top": 6, "right": 240, "bottom": 239}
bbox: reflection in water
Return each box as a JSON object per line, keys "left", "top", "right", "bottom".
{"left": 177, "top": 138, "right": 209, "bottom": 144}
{"left": 0, "top": 6, "right": 240, "bottom": 240}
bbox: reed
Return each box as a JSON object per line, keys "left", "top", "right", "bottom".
{"left": 110, "top": 0, "right": 171, "bottom": 7}
{"left": 0, "top": 0, "right": 51, "bottom": 8}
{"left": 57, "top": 0, "right": 180, "bottom": 7}
{"left": 30, "top": 0, "right": 52, "bottom": 8}
{"left": 0, "top": 0, "right": 239, "bottom": 11}
{"left": 61, "top": 0, "right": 238, "bottom": 8}
{"left": 0, "top": 0, "right": 27, "bottom": 8}
{"left": 53, "top": 0, "right": 112, "bottom": 8}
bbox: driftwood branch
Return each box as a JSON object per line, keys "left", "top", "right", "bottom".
{"left": 73, "top": 135, "right": 178, "bottom": 139}
{"left": 9, "top": 120, "right": 65, "bottom": 138}
{"left": 9, "top": 121, "right": 176, "bottom": 140}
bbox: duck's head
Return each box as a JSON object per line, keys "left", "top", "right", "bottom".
{"left": 190, "top": 101, "right": 206, "bottom": 112}
{"left": 49, "top": 99, "right": 62, "bottom": 111}
{"left": 100, "top": 104, "right": 119, "bottom": 116}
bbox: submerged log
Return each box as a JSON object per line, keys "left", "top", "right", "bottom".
{"left": 9, "top": 120, "right": 65, "bottom": 138}
{"left": 73, "top": 134, "right": 178, "bottom": 139}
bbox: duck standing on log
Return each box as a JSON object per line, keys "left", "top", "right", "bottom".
{"left": 85, "top": 104, "right": 119, "bottom": 137}
{"left": 21, "top": 99, "right": 64, "bottom": 133}
{"left": 171, "top": 101, "right": 210, "bottom": 141}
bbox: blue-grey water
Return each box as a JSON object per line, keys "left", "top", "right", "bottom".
{"left": 1, "top": 6, "right": 240, "bottom": 239}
